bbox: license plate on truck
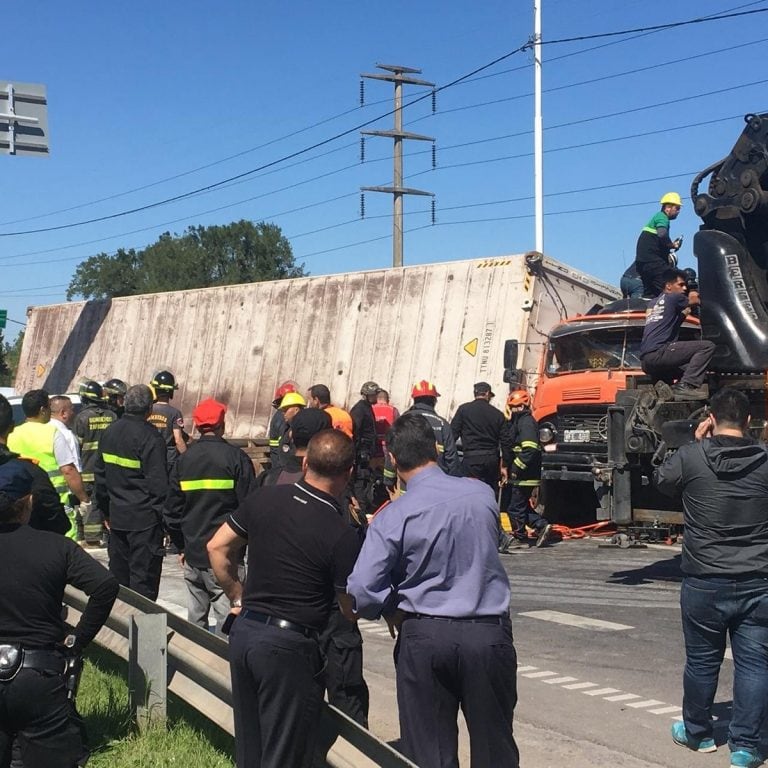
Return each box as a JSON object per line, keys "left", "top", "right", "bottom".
{"left": 563, "top": 429, "right": 590, "bottom": 443}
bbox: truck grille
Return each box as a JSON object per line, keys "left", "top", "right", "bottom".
{"left": 562, "top": 387, "right": 602, "bottom": 401}
{"left": 559, "top": 413, "right": 609, "bottom": 444}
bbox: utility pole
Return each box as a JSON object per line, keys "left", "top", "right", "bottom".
{"left": 533, "top": 1, "right": 544, "bottom": 255}
{"left": 360, "top": 64, "right": 435, "bottom": 268}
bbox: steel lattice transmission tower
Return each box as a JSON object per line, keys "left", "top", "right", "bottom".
{"left": 360, "top": 64, "right": 435, "bottom": 268}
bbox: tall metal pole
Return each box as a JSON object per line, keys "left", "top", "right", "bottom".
{"left": 533, "top": 0, "right": 544, "bottom": 255}
{"left": 393, "top": 78, "right": 404, "bottom": 267}
{"left": 360, "top": 64, "right": 435, "bottom": 268}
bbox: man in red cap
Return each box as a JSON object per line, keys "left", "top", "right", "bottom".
{"left": 164, "top": 397, "right": 256, "bottom": 633}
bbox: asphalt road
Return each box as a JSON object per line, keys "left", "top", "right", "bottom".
{"left": 91, "top": 538, "right": 737, "bottom": 767}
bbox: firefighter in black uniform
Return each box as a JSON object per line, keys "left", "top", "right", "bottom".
{"left": 148, "top": 370, "right": 187, "bottom": 472}
{"left": 102, "top": 378, "right": 127, "bottom": 418}
{"left": 95, "top": 385, "right": 168, "bottom": 600}
{"left": 500, "top": 390, "right": 551, "bottom": 548}
{"left": 0, "top": 459, "right": 119, "bottom": 768}
{"left": 164, "top": 398, "right": 256, "bottom": 634}
{"left": 208, "top": 430, "right": 362, "bottom": 768}
{"left": 73, "top": 380, "right": 117, "bottom": 545}
{"left": 349, "top": 381, "right": 380, "bottom": 515}
{"left": 384, "top": 380, "right": 460, "bottom": 491}
{"left": 267, "top": 381, "right": 297, "bottom": 471}
{"left": 451, "top": 381, "right": 506, "bottom": 489}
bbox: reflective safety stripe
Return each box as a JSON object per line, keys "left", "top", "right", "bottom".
{"left": 520, "top": 440, "right": 540, "bottom": 450}
{"left": 268, "top": 439, "right": 280, "bottom": 447}
{"left": 179, "top": 479, "right": 236, "bottom": 491}
{"left": 81, "top": 472, "right": 95, "bottom": 483}
{"left": 436, "top": 444, "right": 445, "bottom": 453}
{"left": 642, "top": 226, "right": 657, "bottom": 235}
{"left": 515, "top": 480, "right": 541, "bottom": 487}
{"left": 81, "top": 441, "right": 99, "bottom": 451}
{"left": 383, "top": 468, "right": 397, "bottom": 479}
{"left": 103, "top": 453, "right": 141, "bottom": 470}
{"left": 513, "top": 457, "right": 527, "bottom": 470}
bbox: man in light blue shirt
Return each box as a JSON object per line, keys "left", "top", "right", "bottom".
{"left": 346, "top": 412, "right": 519, "bottom": 768}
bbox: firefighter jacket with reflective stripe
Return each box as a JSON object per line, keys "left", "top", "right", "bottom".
{"left": 164, "top": 435, "right": 257, "bottom": 568}
{"left": 267, "top": 409, "right": 290, "bottom": 469}
{"left": 500, "top": 410, "right": 541, "bottom": 487}
{"left": 94, "top": 414, "right": 168, "bottom": 531}
{"left": 74, "top": 405, "right": 117, "bottom": 483}
{"left": 383, "top": 402, "right": 461, "bottom": 486}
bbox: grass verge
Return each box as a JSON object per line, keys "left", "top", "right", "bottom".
{"left": 78, "top": 645, "right": 234, "bottom": 767}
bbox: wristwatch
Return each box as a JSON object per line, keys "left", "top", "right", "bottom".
{"left": 231, "top": 598, "right": 242, "bottom": 609}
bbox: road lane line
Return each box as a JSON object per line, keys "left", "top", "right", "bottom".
{"left": 522, "top": 671, "right": 559, "bottom": 679}
{"left": 583, "top": 688, "right": 621, "bottom": 696}
{"left": 648, "top": 705, "right": 682, "bottom": 715}
{"left": 543, "top": 676, "right": 578, "bottom": 685}
{"left": 518, "top": 610, "right": 634, "bottom": 631}
{"left": 603, "top": 693, "right": 641, "bottom": 702}
{"left": 516, "top": 665, "right": 538, "bottom": 673}
{"left": 725, "top": 648, "right": 733, "bottom": 660}
{"left": 625, "top": 699, "right": 666, "bottom": 709}
{"left": 562, "top": 682, "right": 598, "bottom": 690}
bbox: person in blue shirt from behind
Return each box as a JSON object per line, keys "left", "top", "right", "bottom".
{"left": 345, "top": 412, "right": 518, "bottom": 768}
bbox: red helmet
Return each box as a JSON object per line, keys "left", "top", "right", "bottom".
{"left": 273, "top": 381, "right": 297, "bottom": 404}
{"left": 506, "top": 390, "right": 530, "bottom": 408}
{"left": 411, "top": 379, "right": 440, "bottom": 398}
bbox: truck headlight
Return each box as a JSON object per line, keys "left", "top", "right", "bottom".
{"left": 539, "top": 423, "right": 556, "bottom": 443}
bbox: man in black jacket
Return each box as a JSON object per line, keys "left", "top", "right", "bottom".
{"left": 95, "top": 385, "right": 168, "bottom": 601}
{"left": 350, "top": 381, "right": 380, "bottom": 515}
{"left": 655, "top": 388, "right": 768, "bottom": 767}
{"left": 0, "top": 459, "right": 119, "bottom": 768}
{"left": 165, "top": 398, "right": 256, "bottom": 633}
{"left": 451, "top": 382, "right": 505, "bottom": 488}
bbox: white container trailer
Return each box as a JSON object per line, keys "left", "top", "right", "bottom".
{"left": 15, "top": 254, "right": 618, "bottom": 438}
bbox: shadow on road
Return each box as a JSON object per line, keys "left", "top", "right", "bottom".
{"left": 608, "top": 553, "right": 683, "bottom": 585}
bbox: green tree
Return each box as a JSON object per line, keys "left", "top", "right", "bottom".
{"left": 0, "top": 330, "right": 23, "bottom": 388}
{"left": 66, "top": 220, "right": 304, "bottom": 300}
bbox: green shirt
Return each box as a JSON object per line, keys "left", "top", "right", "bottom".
{"left": 642, "top": 211, "right": 670, "bottom": 235}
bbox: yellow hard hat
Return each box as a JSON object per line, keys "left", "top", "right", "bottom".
{"left": 279, "top": 392, "right": 306, "bottom": 410}
{"left": 660, "top": 192, "right": 683, "bottom": 207}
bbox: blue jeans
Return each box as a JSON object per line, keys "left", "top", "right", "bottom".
{"left": 681, "top": 576, "right": 768, "bottom": 751}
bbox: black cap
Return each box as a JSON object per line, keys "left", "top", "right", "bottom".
{"left": 291, "top": 408, "right": 332, "bottom": 448}
{"left": 473, "top": 381, "right": 495, "bottom": 397}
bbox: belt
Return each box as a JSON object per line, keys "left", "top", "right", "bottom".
{"left": 402, "top": 613, "right": 507, "bottom": 625}
{"left": 462, "top": 449, "right": 498, "bottom": 457}
{"left": 22, "top": 649, "right": 66, "bottom": 673}
{"left": 240, "top": 609, "right": 319, "bottom": 640}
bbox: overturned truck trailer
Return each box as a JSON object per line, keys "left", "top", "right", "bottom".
{"left": 16, "top": 254, "right": 618, "bottom": 439}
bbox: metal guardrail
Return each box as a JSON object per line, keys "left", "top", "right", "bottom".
{"left": 64, "top": 586, "right": 416, "bottom": 768}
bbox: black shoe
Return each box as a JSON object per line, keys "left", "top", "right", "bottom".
{"left": 672, "top": 383, "right": 709, "bottom": 401}
{"left": 535, "top": 523, "right": 552, "bottom": 548}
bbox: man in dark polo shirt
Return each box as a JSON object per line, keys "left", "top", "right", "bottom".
{"left": 639, "top": 268, "right": 714, "bottom": 401}
{"left": 207, "top": 429, "right": 361, "bottom": 768}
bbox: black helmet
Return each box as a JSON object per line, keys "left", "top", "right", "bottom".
{"left": 150, "top": 370, "right": 178, "bottom": 394}
{"left": 103, "top": 378, "right": 127, "bottom": 398}
{"left": 360, "top": 381, "right": 381, "bottom": 396}
{"left": 78, "top": 379, "right": 105, "bottom": 405}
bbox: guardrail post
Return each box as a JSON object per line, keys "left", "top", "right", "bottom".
{"left": 128, "top": 612, "right": 168, "bottom": 730}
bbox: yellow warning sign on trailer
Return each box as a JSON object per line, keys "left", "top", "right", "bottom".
{"left": 463, "top": 338, "right": 478, "bottom": 357}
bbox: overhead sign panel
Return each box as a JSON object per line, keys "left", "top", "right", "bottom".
{"left": 0, "top": 81, "right": 49, "bottom": 157}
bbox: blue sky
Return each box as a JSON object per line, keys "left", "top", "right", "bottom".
{"left": 1, "top": 0, "right": 766, "bottom": 338}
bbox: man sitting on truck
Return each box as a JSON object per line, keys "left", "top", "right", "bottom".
{"left": 639, "top": 268, "right": 715, "bottom": 401}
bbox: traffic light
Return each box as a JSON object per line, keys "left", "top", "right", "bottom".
{"left": 0, "top": 310, "right": 6, "bottom": 329}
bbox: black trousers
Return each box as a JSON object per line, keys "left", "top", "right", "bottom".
{"left": 0, "top": 669, "right": 83, "bottom": 768}
{"left": 108, "top": 524, "right": 164, "bottom": 601}
{"left": 394, "top": 616, "right": 519, "bottom": 768}
{"left": 641, "top": 340, "right": 716, "bottom": 388}
{"left": 502, "top": 485, "right": 547, "bottom": 539}
{"left": 461, "top": 455, "right": 499, "bottom": 490}
{"left": 229, "top": 617, "right": 324, "bottom": 768}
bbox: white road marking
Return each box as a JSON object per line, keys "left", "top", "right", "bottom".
{"left": 562, "top": 682, "right": 598, "bottom": 690}
{"left": 603, "top": 693, "right": 641, "bottom": 702}
{"left": 648, "top": 705, "right": 683, "bottom": 715}
{"left": 625, "top": 699, "right": 666, "bottom": 709}
{"left": 543, "top": 676, "right": 578, "bottom": 685}
{"left": 583, "top": 687, "right": 621, "bottom": 696}
{"left": 518, "top": 610, "right": 634, "bottom": 631}
{"left": 516, "top": 665, "right": 539, "bottom": 673}
{"left": 725, "top": 648, "right": 733, "bottom": 660}
{"left": 522, "top": 670, "right": 560, "bottom": 679}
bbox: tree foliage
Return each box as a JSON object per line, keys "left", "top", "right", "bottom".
{"left": 67, "top": 220, "right": 305, "bottom": 300}
{"left": 0, "top": 330, "right": 24, "bottom": 388}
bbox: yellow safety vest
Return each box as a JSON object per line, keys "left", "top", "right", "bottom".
{"left": 8, "top": 421, "right": 77, "bottom": 539}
